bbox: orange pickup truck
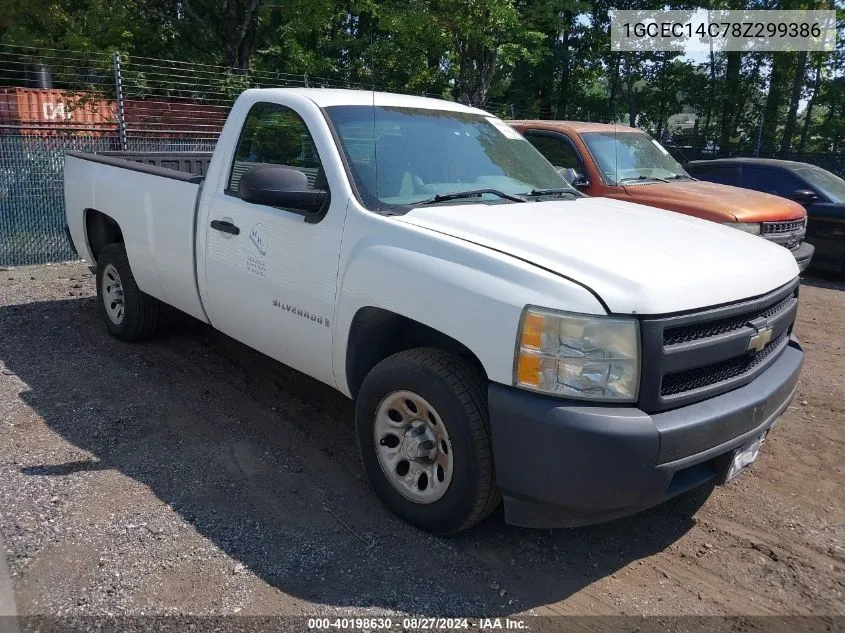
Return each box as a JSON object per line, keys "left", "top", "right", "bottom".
{"left": 509, "top": 120, "right": 814, "bottom": 271}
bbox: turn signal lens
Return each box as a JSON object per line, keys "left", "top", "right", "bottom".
{"left": 516, "top": 353, "right": 541, "bottom": 385}
{"left": 521, "top": 312, "right": 544, "bottom": 349}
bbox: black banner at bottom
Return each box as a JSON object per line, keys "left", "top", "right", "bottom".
{"left": 0, "top": 615, "right": 842, "bottom": 633}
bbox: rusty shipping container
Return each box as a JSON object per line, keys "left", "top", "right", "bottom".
{"left": 123, "top": 98, "right": 227, "bottom": 137}
{"left": 0, "top": 87, "right": 116, "bottom": 135}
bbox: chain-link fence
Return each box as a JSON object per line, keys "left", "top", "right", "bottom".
{"left": 0, "top": 44, "right": 382, "bottom": 265}
{"left": 1, "top": 43, "right": 842, "bottom": 266}
{"left": 2, "top": 134, "right": 107, "bottom": 266}
{"left": 0, "top": 133, "right": 217, "bottom": 266}
{"left": 0, "top": 43, "right": 526, "bottom": 265}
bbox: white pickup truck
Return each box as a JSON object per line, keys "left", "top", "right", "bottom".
{"left": 64, "top": 88, "right": 804, "bottom": 534}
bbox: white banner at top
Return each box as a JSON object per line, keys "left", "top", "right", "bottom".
{"left": 610, "top": 9, "right": 837, "bottom": 53}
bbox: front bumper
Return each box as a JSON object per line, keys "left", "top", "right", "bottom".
{"left": 791, "top": 241, "right": 814, "bottom": 272}
{"left": 488, "top": 339, "right": 804, "bottom": 528}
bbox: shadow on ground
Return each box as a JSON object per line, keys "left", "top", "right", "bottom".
{"left": 800, "top": 270, "right": 845, "bottom": 291}
{"left": 1, "top": 297, "right": 710, "bottom": 616}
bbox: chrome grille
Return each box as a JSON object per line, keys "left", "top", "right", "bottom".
{"left": 762, "top": 219, "right": 805, "bottom": 235}
{"left": 761, "top": 219, "right": 806, "bottom": 250}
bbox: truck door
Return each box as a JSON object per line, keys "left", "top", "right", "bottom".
{"left": 522, "top": 130, "right": 590, "bottom": 191}
{"left": 201, "top": 100, "right": 345, "bottom": 387}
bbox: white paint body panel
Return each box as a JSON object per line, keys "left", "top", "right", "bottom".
{"left": 331, "top": 209, "right": 605, "bottom": 390}
{"left": 64, "top": 87, "right": 798, "bottom": 398}
{"left": 397, "top": 196, "right": 799, "bottom": 315}
{"left": 195, "top": 92, "right": 354, "bottom": 386}
{"left": 256, "top": 87, "right": 490, "bottom": 113}
{"left": 63, "top": 157, "right": 208, "bottom": 322}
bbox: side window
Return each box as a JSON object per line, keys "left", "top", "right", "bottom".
{"left": 741, "top": 166, "right": 801, "bottom": 197}
{"left": 524, "top": 132, "right": 582, "bottom": 170}
{"left": 693, "top": 165, "right": 741, "bottom": 186}
{"left": 228, "top": 102, "right": 324, "bottom": 194}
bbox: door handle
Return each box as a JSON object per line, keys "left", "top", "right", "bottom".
{"left": 210, "top": 220, "right": 240, "bottom": 235}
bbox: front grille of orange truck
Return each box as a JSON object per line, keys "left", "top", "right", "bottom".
{"left": 762, "top": 219, "right": 807, "bottom": 250}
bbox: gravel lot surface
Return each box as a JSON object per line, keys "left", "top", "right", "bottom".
{"left": 0, "top": 262, "right": 842, "bottom": 624}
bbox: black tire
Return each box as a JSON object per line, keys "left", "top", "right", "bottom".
{"left": 355, "top": 348, "right": 501, "bottom": 534}
{"left": 96, "top": 243, "right": 160, "bottom": 341}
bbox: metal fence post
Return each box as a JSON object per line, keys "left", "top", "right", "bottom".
{"left": 113, "top": 50, "right": 128, "bottom": 151}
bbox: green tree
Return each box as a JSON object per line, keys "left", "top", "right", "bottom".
{"left": 180, "top": 0, "right": 263, "bottom": 71}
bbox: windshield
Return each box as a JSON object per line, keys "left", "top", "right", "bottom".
{"left": 581, "top": 131, "right": 690, "bottom": 185}
{"left": 324, "top": 105, "right": 573, "bottom": 211}
{"left": 793, "top": 165, "right": 845, "bottom": 203}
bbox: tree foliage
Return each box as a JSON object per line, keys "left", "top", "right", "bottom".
{"left": 1, "top": 0, "right": 843, "bottom": 153}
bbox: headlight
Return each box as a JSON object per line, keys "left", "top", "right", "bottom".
{"left": 723, "top": 222, "right": 762, "bottom": 235}
{"left": 514, "top": 307, "right": 640, "bottom": 402}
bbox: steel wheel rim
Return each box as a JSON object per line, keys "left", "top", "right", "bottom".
{"left": 101, "top": 263, "right": 125, "bottom": 325}
{"left": 374, "top": 390, "right": 454, "bottom": 504}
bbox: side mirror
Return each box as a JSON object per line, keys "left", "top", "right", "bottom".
{"left": 239, "top": 165, "right": 328, "bottom": 220}
{"left": 790, "top": 188, "right": 818, "bottom": 204}
{"left": 558, "top": 166, "right": 589, "bottom": 188}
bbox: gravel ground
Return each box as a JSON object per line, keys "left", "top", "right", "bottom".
{"left": 0, "top": 262, "right": 842, "bottom": 624}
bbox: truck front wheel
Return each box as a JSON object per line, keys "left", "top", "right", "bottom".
{"left": 96, "top": 243, "right": 160, "bottom": 342}
{"left": 355, "top": 348, "right": 501, "bottom": 534}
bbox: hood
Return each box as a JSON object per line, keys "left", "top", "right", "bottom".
{"left": 397, "top": 197, "right": 799, "bottom": 315}
{"left": 622, "top": 180, "right": 806, "bottom": 223}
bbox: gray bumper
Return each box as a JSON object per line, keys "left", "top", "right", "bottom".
{"left": 792, "top": 241, "right": 814, "bottom": 272}
{"left": 488, "top": 339, "right": 804, "bottom": 528}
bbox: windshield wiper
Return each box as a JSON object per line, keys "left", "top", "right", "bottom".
{"left": 664, "top": 174, "right": 697, "bottom": 181}
{"left": 619, "top": 175, "right": 670, "bottom": 184}
{"left": 524, "top": 188, "right": 580, "bottom": 198}
{"left": 418, "top": 188, "right": 526, "bottom": 205}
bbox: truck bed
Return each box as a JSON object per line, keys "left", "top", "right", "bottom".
{"left": 64, "top": 152, "right": 209, "bottom": 323}
{"left": 100, "top": 152, "right": 214, "bottom": 178}
{"left": 67, "top": 151, "right": 212, "bottom": 181}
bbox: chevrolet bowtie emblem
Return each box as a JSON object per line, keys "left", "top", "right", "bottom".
{"left": 747, "top": 325, "right": 773, "bottom": 353}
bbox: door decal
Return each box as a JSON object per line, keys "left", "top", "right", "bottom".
{"left": 247, "top": 222, "right": 268, "bottom": 277}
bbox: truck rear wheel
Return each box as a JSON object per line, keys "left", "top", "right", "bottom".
{"left": 355, "top": 348, "right": 500, "bottom": 534}
{"left": 96, "top": 243, "right": 160, "bottom": 341}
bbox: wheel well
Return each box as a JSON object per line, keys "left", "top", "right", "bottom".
{"left": 345, "top": 307, "right": 487, "bottom": 398}
{"left": 85, "top": 209, "right": 123, "bottom": 263}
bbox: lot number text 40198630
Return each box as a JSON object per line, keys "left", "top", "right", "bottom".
{"left": 307, "top": 617, "right": 528, "bottom": 630}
